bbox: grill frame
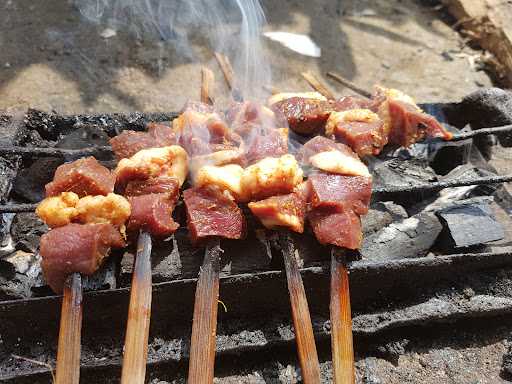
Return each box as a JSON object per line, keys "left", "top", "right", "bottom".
{"left": 1, "top": 104, "right": 512, "bottom": 382}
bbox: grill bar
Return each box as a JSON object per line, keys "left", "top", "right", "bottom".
{"left": 2, "top": 175, "right": 510, "bottom": 213}
{"left": 0, "top": 146, "right": 112, "bottom": 158}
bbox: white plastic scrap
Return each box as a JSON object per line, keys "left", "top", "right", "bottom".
{"left": 263, "top": 31, "right": 321, "bottom": 57}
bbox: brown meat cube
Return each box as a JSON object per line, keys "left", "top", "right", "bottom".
{"left": 40, "top": 223, "right": 125, "bottom": 293}
{"left": 45, "top": 157, "right": 115, "bottom": 197}
{"left": 127, "top": 193, "right": 179, "bottom": 238}
{"left": 309, "top": 208, "right": 362, "bottom": 249}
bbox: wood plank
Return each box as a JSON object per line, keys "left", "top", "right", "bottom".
{"left": 442, "top": 0, "right": 512, "bottom": 86}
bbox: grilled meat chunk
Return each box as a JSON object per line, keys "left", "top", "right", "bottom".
{"left": 40, "top": 223, "right": 125, "bottom": 293}
{"left": 298, "top": 136, "right": 370, "bottom": 177}
{"left": 183, "top": 187, "right": 246, "bottom": 243}
{"left": 45, "top": 157, "right": 115, "bottom": 197}
{"left": 36, "top": 192, "right": 80, "bottom": 228}
{"left": 127, "top": 193, "right": 179, "bottom": 237}
{"left": 194, "top": 164, "right": 246, "bottom": 201}
{"left": 325, "top": 109, "right": 386, "bottom": 157}
{"left": 375, "top": 86, "right": 452, "bottom": 147}
{"left": 243, "top": 128, "right": 289, "bottom": 165}
{"left": 240, "top": 154, "right": 303, "bottom": 201}
{"left": 124, "top": 176, "right": 180, "bottom": 197}
{"left": 37, "top": 192, "right": 131, "bottom": 229}
{"left": 248, "top": 186, "right": 308, "bottom": 233}
{"left": 115, "top": 146, "right": 188, "bottom": 190}
{"left": 309, "top": 173, "right": 372, "bottom": 215}
{"left": 308, "top": 208, "right": 362, "bottom": 249}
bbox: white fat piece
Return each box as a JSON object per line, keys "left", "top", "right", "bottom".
{"left": 115, "top": 145, "right": 188, "bottom": 186}
{"left": 194, "top": 164, "right": 246, "bottom": 201}
{"left": 241, "top": 154, "right": 304, "bottom": 201}
{"left": 36, "top": 192, "right": 80, "bottom": 228}
{"left": 309, "top": 150, "right": 370, "bottom": 177}
{"left": 267, "top": 91, "right": 327, "bottom": 106}
{"left": 75, "top": 193, "right": 131, "bottom": 226}
{"left": 258, "top": 213, "right": 301, "bottom": 231}
{"left": 325, "top": 109, "right": 380, "bottom": 137}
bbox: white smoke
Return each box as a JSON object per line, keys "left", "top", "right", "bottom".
{"left": 74, "top": 0, "right": 271, "bottom": 100}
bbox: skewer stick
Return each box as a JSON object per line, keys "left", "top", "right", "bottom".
{"left": 201, "top": 67, "right": 215, "bottom": 105}
{"left": 214, "top": 52, "right": 243, "bottom": 101}
{"left": 121, "top": 230, "right": 153, "bottom": 384}
{"left": 301, "top": 71, "right": 336, "bottom": 100}
{"left": 279, "top": 231, "right": 321, "bottom": 383}
{"left": 330, "top": 248, "right": 355, "bottom": 384}
{"left": 188, "top": 238, "right": 222, "bottom": 384}
{"left": 326, "top": 72, "right": 372, "bottom": 99}
{"left": 55, "top": 272, "right": 83, "bottom": 384}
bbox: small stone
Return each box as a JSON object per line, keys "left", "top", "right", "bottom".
{"left": 100, "top": 28, "right": 117, "bottom": 39}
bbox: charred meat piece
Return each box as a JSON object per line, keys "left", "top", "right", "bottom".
{"left": 127, "top": 193, "right": 179, "bottom": 237}
{"left": 40, "top": 223, "right": 125, "bottom": 293}
{"left": 244, "top": 128, "right": 289, "bottom": 165}
{"left": 124, "top": 176, "right": 180, "bottom": 197}
{"left": 308, "top": 208, "right": 362, "bottom": 249}
{"left": 110, "top": 124, "right": 177, "bottom": 160}
{"left": 183, "top": 187, "right": 246, "bottom": 243}
{"left": 375, "top": 86, "right": 452, "bottom": 147}
{"left": 241, "top": 154, "right": 303, "bottom": 202}
{"left": 298, "top": 136, "right": 370, "bottom": 177}
{"left": 115, "top": 146, "right": 188, "bottom": 190}
{"left": 309, "top": 173, "right": 372, "bottom": 215}
{"left": 325, "top": 109, "right": 386, "bottom": 157}
{"left": 271, "top": 96, "right": 333, "bottom": 135}
{"left": 248, "top": 187, "right": 307, "bottom": 233}
{"left": 45, "top": 157, "right": 115, "bottom": 197}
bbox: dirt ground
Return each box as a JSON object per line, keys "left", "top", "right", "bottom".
{"left": 1, "top": 0, "right": 511, "bottom": 383}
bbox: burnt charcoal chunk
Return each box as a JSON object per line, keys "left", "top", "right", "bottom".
{"left": 10, "top": 212, "right": 47, "bottom": 253}
{"left": 13, "top": 157, "right": 63, "bottom": 202}
{"left": 56, "top": 125, "right": 110, "bottom": 149}
{"left": 460, "top": 88, "right": 512, "bottom": 147}
{"left": 0, "top": 157, "right": 19, "bottom": 202}
{"left": 436, "top": 203, "right": 505, "bottom": 250}
{"left": 361, "top": 212, "right": 442, "bottom": 261}
{"left": 0, "top": 250, "right": 44, "bottom": 300}
{"left": 362, "top": 202, "right": 408, "bottom": 235}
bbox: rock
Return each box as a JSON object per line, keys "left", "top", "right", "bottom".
{"left": 436, "top": 203, "right": 505, "bottom": 250}
{"left": 361, "top": 212, "right": 443, "bottom": 261}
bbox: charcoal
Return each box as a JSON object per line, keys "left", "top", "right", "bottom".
{"left": 82, "top": 257, "right": 118, "bottom": 291}
{"left": 502, "top": 344, "right": 512, "bottom": 379}
{"left": 370, "top": 156, "right": 438, "bottom": 206}
{"left": 429, "top": 137, "right": 471, "bottom": 176}
{"left": 436, "top": 203, "right": 505, "bottom": 250}
{"left": 0, "top": 157, "right": 18, "bottom": 202}
{"left": 13, "top": 157, "right": 63, "bottom": 202}
{"left": 460, "top": 88, "right": 512, "bottom": 147}
{"left": 10, "top": 213, "right": 47, "bottom": 253}
{"left": 362, "top": 202, "right": 408, "bottom": 235}
{"left": 361, "top": 212, "right": 442, "bottom": 261}
{"left": 56, "top": 124, "right": 110, "bottom": 149}
{"left": 0, "top": 250, "right": 44, "bottom": 300}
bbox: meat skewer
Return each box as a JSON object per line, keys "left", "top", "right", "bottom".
{"left": 186, "top": 68, "right": 246, "bottom": 383}
{"left": 215, "top": 56, "right": 322, "bottom": 381}
{"left": 36, "top": 157, "right": 128, "bottom": 384}
{"left": 111, "top": 137, "right": 187, "bottom": 382}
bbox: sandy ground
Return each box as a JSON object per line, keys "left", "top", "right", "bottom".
{"left": 1, "top": 0, "right": 511, "bottom": 383}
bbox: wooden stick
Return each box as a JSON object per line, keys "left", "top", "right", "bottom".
{"left": 330, "top": 248, "right": 355, "bottom": 384}
{"left": 301, "top": 71, "right": 336, "bottom": 100}
{"left": 214, "top": 52, "right": 243, "bottom": 101}
{"left": 326, "top": 72, "right": 372, "bottom": 99}
{"left": 201, "top": 67, "right": 215, "bottom": 105}
{"left": 55, "top": 272, "right": 83, "bottom": 384}
{"left": 121, "top": 231, "right": 153, "bottom": 384}
{"left": 187, "top": 239, "right": 222, "bottom": 384}
{"left": 279, "top": 232, "right": 321, "bottom": 383}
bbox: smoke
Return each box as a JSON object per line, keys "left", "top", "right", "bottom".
{"left": 74, "top": 0, "right": 271, "bottom": 100}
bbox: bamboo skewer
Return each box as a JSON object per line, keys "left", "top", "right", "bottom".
{"left": 279, "top": 232, "right": 321, "bottom": 383}
{"left": 55, "top": 272, "right": 83, "bottom": 384}
{"left": 301, "top": 71, "right": 336, "bottom": 100}
{"left": 214, "top": 52, "right": 242, "bottom": 101}
{"left": 326, "top": 72, "right": 372, "bottom": 99}
{"left": 201, "top": 67, "right": 215, "bottom": 105}
{"left": 330, "top": 249, "right": 355, "bottom": 384}
{"left": 187, "top": 239, "right": 222, "bottom": 384}
{"left": 121, "top": 230, "right": 153, "bottom": 384}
